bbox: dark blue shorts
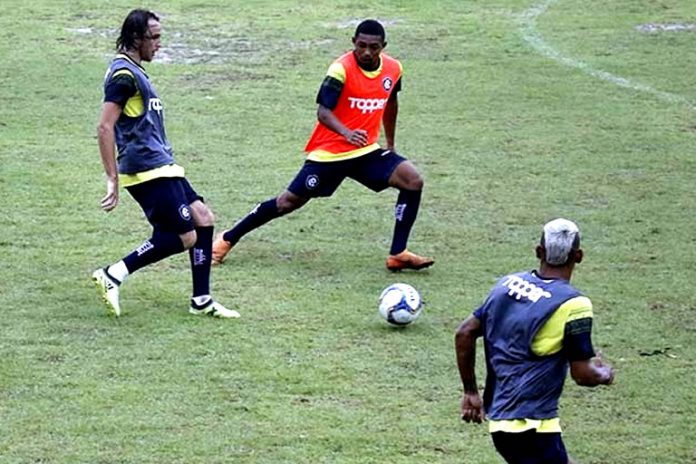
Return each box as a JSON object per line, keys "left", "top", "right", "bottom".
{"left": 287, "top": 148, "right": 406, "bottom": 198}
{"left": 125, "top": 177, "right": 202, "bottom": 234}
{"left": 491, "top": 431, "right": 568, "bottom": 464}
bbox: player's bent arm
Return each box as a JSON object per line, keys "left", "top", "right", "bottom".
{"left": 382, "top": 92, "right": 398, "bottom": 150}
{"left": 570, "top": 357, "right": 614, "bottom": 387}
{"left": 317, "top": 105, "right": 368, "bottom": 146}
{"left": 317, "top": 105, "right": 350, "bottom": 138}
{"left": 455, "top": 315, "right": 482, "bottom": 393}
{"left": 563, "top": 311, "right": 614, "bottom": 387}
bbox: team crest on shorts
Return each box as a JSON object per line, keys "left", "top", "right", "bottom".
{"left": 305, "top": 175, "right": 319, "bottom": 190}
{"left": 382, "top": 77, "right": 393, "bottom": 91}
{"left": 179, "top": 204, "right": 192, "bottom": 221}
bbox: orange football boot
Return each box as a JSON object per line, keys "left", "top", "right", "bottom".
{"left": 212, "top": 234, "right": 233, "bottom": 265}
{"left": 386, "top": 250, "right": 435, "bottom": 271}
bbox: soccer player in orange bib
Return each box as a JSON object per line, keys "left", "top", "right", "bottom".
{"left": 213, "top": 19, "right": 434, "bottom": 271}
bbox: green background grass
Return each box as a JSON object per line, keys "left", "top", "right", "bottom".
{"left": 1, "top": 0, "right": 695, "bottom": 462}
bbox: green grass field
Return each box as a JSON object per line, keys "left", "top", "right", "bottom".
{"left": 1, "top": 0, "right": 695, "bottom": 462}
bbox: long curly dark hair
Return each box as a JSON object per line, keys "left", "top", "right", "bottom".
{"left": 116, "top": 9, "right": 159, "bottom": 52}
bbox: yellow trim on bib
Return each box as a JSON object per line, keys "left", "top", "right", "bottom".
{"left": 119, "top": 164, "right": 185, "bottom": 187}
{"left": 327, "top": 62, "right": 346, "bottom": 83}
{"left": 306, "top": 143, "right": 380, "bottom": 162}
{"left": 532, "top": 296, "right": 593, "bottom": 356}
{"left": 111, "top": 69, "right": 144, "bottom": 117}
{"left": 489, "top": 418, "right": 562, "bottom": 434}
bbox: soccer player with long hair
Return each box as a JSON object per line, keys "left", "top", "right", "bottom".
{"left": 92, "top": 9, "right": 239, "bottom": 318}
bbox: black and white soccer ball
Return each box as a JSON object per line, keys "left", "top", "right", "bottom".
{"left": 378, "top": 283, "right": 423, "bottom": 326}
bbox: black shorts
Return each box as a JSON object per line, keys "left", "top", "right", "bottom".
{"left": 125, "top": 177, "right": 202, "bottom": 234}
{"left": 287, "top": 148, "right": 406, "bottom": 198}
{"left": 491, "top": 431, "right": 568, "bottom": 464}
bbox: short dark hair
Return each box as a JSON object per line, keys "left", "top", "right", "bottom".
{"left": 116, "top": 9, "right": 159, "bottom": 51}
{"left": 354, "top": 19, "right": 385, "bottom": 41}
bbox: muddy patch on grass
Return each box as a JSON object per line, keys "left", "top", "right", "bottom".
{"left": 66, "top": 27, "right": 104, "bottom": 36}
{"left": 70, "top": 26, "right": 337, "bottom": 66}
{"left": 67, "top": 27, "right": 261, "bottom": 65}
{"left": 636, "top": 22, "right": 696, "bottom": 33}
{"left": 333, "top": 18, "right": 402, "bottom": 29}
{"left": 177, "top": 69, "right": 273, "bottom": 91}
{"left": 156, "top": 33, "right": 259, "bottom": 65}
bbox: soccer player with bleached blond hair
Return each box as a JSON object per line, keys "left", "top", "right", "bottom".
{"left": 455, "top": 218, "right": 614, "bottom": 464}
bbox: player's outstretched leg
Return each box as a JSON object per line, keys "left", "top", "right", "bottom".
{"left": 212, "top": 198, "right": 284, "bottom": 265}
{"left": 213, "top": 192, "right": 310, "bottom": 265}
{"left": 92, "top": 229, "right": 187, "bottom": 316}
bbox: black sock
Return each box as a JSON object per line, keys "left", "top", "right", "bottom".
{"left": 123, "top": 229, "right": 186, "bottom": 274}
{"left": 189, "top": 226, "right": 213, "bottom": 298}
{"left": 390, "top": 189, "right": 422, "bottom": 255}
{"left": 222, "top": 198, "right": 281, "bottom": 245}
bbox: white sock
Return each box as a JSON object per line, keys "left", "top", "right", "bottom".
{"left": 192, "top": 295, "right": 212, "bottom": 307}
{"left": 107, "top": 261, "right": 129, "bottom": 284}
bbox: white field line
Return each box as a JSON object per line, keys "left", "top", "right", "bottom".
{"left": 519, "top": 0, "right": 694, "bottom": 108}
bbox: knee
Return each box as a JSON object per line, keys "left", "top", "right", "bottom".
{"left": 392, "top": 162, "right": 424, "bottom": 191}
{"left": 406, "top": 174, "right": 424, "bottom": 191}
{"left": 205, "top": 208, "right": 215, "bottom": 225}
{"left": 180, "top": 230, "right": 197, "bottom": 249}
{"left": 191, "top": 201, "right": 215, "bottom": 227}
{"left": 276, "top": 193, "right": 305, "bottom": 214}
{"left": 276, "top": 198, "right": 294, "bottom": 214}
{"left": 197, "top": 208, "right": 215, "bottom": 227}
{"left": 399, "top": 171, "right": 423, "bottom": 191}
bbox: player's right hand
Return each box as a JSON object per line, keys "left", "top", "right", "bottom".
{"left": 593, "top": 351, "right": 615, "bottom": 385}
{"left": 345, "top": 128, "right": 368, "bottom": 147}
{"left": 460, "top": 392, "right": 485, "bottom": 424}
{"left": 101, "top": 178, "right": 119, "bottom": 212}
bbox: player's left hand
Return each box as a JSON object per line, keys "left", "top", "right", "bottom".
{"left": 460, "top": 392, "right": 485, "bottom": 424}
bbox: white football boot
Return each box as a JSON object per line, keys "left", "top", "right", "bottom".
{"left": 189, "top": 300, "right": 240, "bottom": 319}
{"left": 92, "top": 268, "right": 122, "bottom": 317}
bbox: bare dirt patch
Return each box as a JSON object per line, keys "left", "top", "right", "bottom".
{"left": 68, "top": 27, "right": 260, "bottom": 65}
{"left": 176, "top": 69, "right": 273, "bottom": 92}
{"left": 156, "top": 33, "right": 258, "bottom": 65}
{"left": 70, "top": 26, "right": 336, "bottom": 67}
{"left": 333, "top": 18, "right": 402, "bottom": 29}
{"left": 68, "top": 16, "right": 404, "bottom": 67}
{"left": 636, "top": 22, "right": 696, "bottom": 33}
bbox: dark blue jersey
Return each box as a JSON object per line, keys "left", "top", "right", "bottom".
{"left": 474, "top": 271, "right": 583, "bottom": 421}
{"left": 103, "top": 54, "right": 174, "bottom": 175}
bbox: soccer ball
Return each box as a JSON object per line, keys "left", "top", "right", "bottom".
{"left": 378, "top": 283, "right": 423, "bottom": 326}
